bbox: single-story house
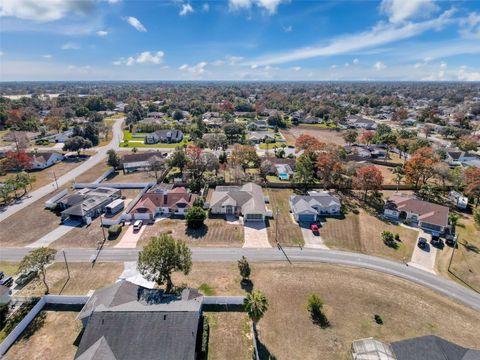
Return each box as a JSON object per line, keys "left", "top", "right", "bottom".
{"left": 384, "top": 194, "right": 449, "bottom": 236}
{"left": 275, "top": 164, "right": 293, "bottom": 180}
{"left": 289, "top": 191, "right": 341, "bottom": 223}
{"left": 352, "top": 335, "right": 480, "bottom": 360}
{"left": 75, "top": 281, "right": 203, "bottom": 360}
{"left": 446, "top": 150, "right": 480, "bottom": 168}
{"left": 145, "top": 129, "right": 183, "bottom": 144}
{"left": 246, "top": 120, "right": 268, "bottom": 131}
{"left": 58, "top": 187, "right": 122, "bottom": 223}
{"left": 209, "top": 182, "right": 268, "bottom": 222}
{"left": 344, "top": 115, "right": 377, "bottom": 130}
{"left": 299, "top": 117, "right": 321, "bottom": 124}
{"left": 29, "top": 152, "right": 64, "bottom": 170}
{"left": 121, "top": 151, "right": 166, "bottom": 173}
{"left": 130, "top": 187, "right": 198, "bottom": 221}
{"left": 37, "top": 129, "right": 74, "bottom": 144}
{"left": 248, "top": 131, "right": 275, "bottom": 144}
{"left": 0, "top": 285, "right": 11, "bottom": 305}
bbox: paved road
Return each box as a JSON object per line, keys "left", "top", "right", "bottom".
{"left": 0, "top": 118, "right": 124, "bottom": 222}
{"left": 1, "top": 246, "right": 479, "bottom": 312}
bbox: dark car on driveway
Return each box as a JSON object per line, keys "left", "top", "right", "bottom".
{"left": 0, "top": 276, "right": 14, "bottom": 287}
{"left": 418, "top": 237, "right": 428, "bottom": 250}
{"left": 431, "top": 237, "right": 445, "bottom": 249}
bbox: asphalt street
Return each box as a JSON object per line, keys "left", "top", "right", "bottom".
{"left": 1, "top": 246, "right": 479, "bottom": 312}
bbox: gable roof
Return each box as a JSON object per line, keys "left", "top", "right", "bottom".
{"left": 391, "top": 335, "right": 480, "bottom": 360}
{"left": 290, "top": 192, "right": 341, "bottom": 215}
{"left": 130, "top": 187, "right": 198, "bottom": 214}
{"left": 121, "top": 151, "right": 165, "bottom": 164}
{"left": 210, "top": 182, "right": 266, "bottom": 215}
{"left": 386, "top": 195, "right": 449, "bottom": 227}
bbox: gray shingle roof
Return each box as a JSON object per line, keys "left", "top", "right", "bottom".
{"left": 290, "top": 192, "right": 341, "bottom": 215}
{"left": 210, "top": 182, "right": 266, "bottom": 215}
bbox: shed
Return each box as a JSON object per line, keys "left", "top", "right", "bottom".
{"left": 105, "top": 199, "right": 124, "bottom": 215}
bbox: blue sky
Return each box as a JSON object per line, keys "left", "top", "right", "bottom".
{"left": 1, "top": 0, "right": 479, "bottom": 81}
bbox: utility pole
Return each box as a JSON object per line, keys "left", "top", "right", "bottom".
{"left": 100, "top": 215, "right": 107, "bottom": 243}
{"left": 53, "top": 171, "right": 59, "bottom": 189}
{"left": 63, "top": 250, "right": 70, "bottom": 280}
{"left": 275, "top": 208, "right": 279, "bottom": 245}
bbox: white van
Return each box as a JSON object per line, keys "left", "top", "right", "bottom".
{"left": 133, "top": 220, "right": 143, "bottom": 232}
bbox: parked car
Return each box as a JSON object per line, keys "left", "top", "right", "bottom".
{"left": 431, "top": 237, "right": 445, "bottom": 249}
{"left": 445, "top": 234, "right": 456, "bottom": 247}
{"left": 418, "top": 237, "right": 428, "bottom": 250}
{"left": 15, "top": 270, "right": 38, "bottom": 287}
{"left": 0, "top": 276, "right": 14, "bottom": 287}
{"left": 310, "top": 224, "right": 320, "bottom": 235}
{"left": 0, "top": 271, "right": 4, "bottom": 280}
{"left": 133, "top": 220, "right": 143, "bottom": 232}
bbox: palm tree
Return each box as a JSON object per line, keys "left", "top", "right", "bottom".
{"left": 448, "top": 213, "right": 459, "bottom": 234}
{"left": 244, "top": 290, "right": 269, "bottom": 324}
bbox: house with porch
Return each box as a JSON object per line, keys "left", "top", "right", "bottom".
{"left": 145, "top": 129, "right": 183, "bottom": 144}
{"left": 29, "top": 152, "right": 64, "bottom": 170}
{"left": 209, "top": 182, "right": 268, "bottom": 222}
{"left": 289, "top": 191, "right": 341, "bottom": 223}
{"left": 384, "top": 194, "right": 449, "bottom": 236}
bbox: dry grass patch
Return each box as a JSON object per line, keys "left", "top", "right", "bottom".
{"left": 0, "top": 262, "right": 19, "bottom": 276}
{"left": 102, "top": 170, "right": 157, "bottom": 184}
{"left": 206, "top": 312, "right": 253, "bottom": 360}
{"left": 4, "top": 310, "right": 81, "bottom": 360}
{"left": 265, "top": 188, "right": 303, "bottom": 246}
{"left": 74, "top": 162, "right": 110, "bottom": 183}
{"left": 174, "top": 262, "right": 480, "bottom": 360}
{"left": 321, "top": 209, "right": 418, "bottom": 262}
{"left": 288, "top": 126, "right": 346, "bottom": 145}
{"left": 17, "top": 262, "right": 123, "bottom": 297}
{"left": 139, "top": 217, "right": 244, "bottom": 248}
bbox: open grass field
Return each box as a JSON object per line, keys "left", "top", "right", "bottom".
{"left": 4, "top": 310, "right": 82, "bottom": 360}
{"left": 321, "top": 209, "right": 418, "bottom": 262}
{"left": 206, "top": 312, "right": 253, "bottom": 360}
{"left": 0, "top": 262, "right": 19, "bottom": 276}
{"left": 17, "top": 262, "right": 124, "bottom": 297}
{"left": 102, "top": 170, "right": 157, "bottom": 184}
{"left": 173, "top": 262, "right": 480, "bottom": 360}
{"left": 139, "top": 217, "right": 244, "bottom": 248}
{"left": 287, "top": 126, "right": 346, "bottom": 146}
{"left": 265, "top": 188, "right": 303, "bottom": 246}
{"left": 74, "top": 162, "right": 110, "bottom": 183}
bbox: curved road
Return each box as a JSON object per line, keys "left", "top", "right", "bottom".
{"left": 0, "top": 118, "right": 124, "bottom": 222}
{"left": 1, "top": 246, "right": 479, "bottom": 312}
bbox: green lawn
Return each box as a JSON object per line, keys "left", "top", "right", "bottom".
{"left": 0, "top": 262, "right": 19, "bottom": 276}
{"left": 301, "top": 123, "right": 339, "bottom": 129}
{"left": 121, "top": 130, "right": 192, "bottom": 148}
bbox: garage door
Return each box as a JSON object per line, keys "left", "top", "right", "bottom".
{"left": 298, "top": 213, "right": 316, "bottom": 223}
{"left": 246, "top": 214, "right": 263, "bottom": 221}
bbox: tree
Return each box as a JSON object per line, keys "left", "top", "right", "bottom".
{"left": 352, "top": 165, "right": 383, "bottom": 201}
{"left": 107, "top": 149, "right": 121, "bottom": 169}
{"left": 244, "top": 290, "right": 269, "bottom": 324}
{"left": 168, "top": 148, "right": 188, "bottom": 172}
{"left": 293, "top": 154, "right": 316, "bottom": 192}
{"left": 457, "top": 135, "right": 479, "bottom": 153}
{"left": 4, "top": 150, "right": 32, "bottom": 171}
{"left": 393, "top": 166, "right": 404, "bottom": 191}
{"left": 295, "top": 134, "right": 324, "bottom": 153}
{"left": 307, "top": 294, "right": 329, "bottom": 328}
{"left": 464, "top": 167, "right": 480, "bottom": 207}
{"left": 149, "top": 156, "right": 165, "bottom": 182}
{"left": 218, "top": 151, "right": 227, "bottom": 164}
{"left": 392, "top": 108, "right": 408, "bottom": 122}
{"left": 404, "top": 147, "right": 438, "bottom": 189}
{"left": 172, "top": 110, "right": 184, "bottom": 120}
{"left": 19, "top": 247, "right": 57, "bottom": 294}
{"left": 343, "top": 129, "right": 358, "bottom": 145}
{"left": 223, "top": 123, "right": 245, "bottom": 144}
{"left": 63, "top": 136, "right": 92, "bottom": 155}
{"left": 259, "top": 160, "right": 273, "bottom": 183}
{"left": 238, "top": 256, "right": 251, "bottom": 281}
{"left": 359, "top": 130, "right": 375, "bottom": 145}
{"left": 448, "top": 213, "right": 459, "bottom": 233}
{"left": 316, "top": 151, "right": 342, "bottom": 188}
{"left": 137, "top": 234, "right": 192, "bottom": 293}
{"left": 84, "top": 123, "right": 99, "bottom": 146}
{"left": 185, "top": 206, "right": 206, "bottom": 229}
{"left": 44, "top": 116, "right": 63, "bottom": 133}
{"left": 15, "top": 171, "right": 35, "bottom": 196}
{"left": 230, "top": 144, "right": 260, "bottom": 171}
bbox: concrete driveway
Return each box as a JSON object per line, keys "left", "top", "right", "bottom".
{"left": 299, "top": 223, "right": 329, "bottom": 249}
{"left": 25, "top": 219, "right": 80, "bottom": 248}
{"left": 115, "top": 223, "right": 147, "bottom": 248}
{"left": 408, "top": 231, "right": 437, "bottom": 274}
{"left": 243, "top": 221, "right": 271, "bottom": 248}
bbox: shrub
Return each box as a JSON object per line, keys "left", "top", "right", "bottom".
{"left": 307, "top": 294, "right": 330, "bottom": 328}
{"left": 374, "top": 314, "right": 383, "bottom": 325}
{"left": 108, "top": 225, "right": 122, "bottom": 239}
{"left": 193, "top": 197, "right": 205, "bottom": 208}
{"left": 474, "top": 208, "right": 480, "bottom": 227}
{"left": 186, "top": 206, "right": 206, "bottom": 229}
{"left": 238, "top": 256, "right": 251, "bottom": 280}
{"left": 382, "top": 230, "right": 399, "bottom": 249}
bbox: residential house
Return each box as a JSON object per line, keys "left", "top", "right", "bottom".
{"left": 246, "top": 120, "right": 268, "bottom": 131}
{"left": 57, "top": 187, "right": 122, "bottom": 223}
{"left": 274, "top": 164, "right": 293, "bottom": 180}
{"left": 299, "top": 117, "right": 321, "bottom": 124}
{"left": 75, "top": 280, "right": 203, "bottom": 360}
{"left": 29, "top": 152, "right": 64, "bottom": 170}
{"left": 290, "top": 110, "right": 306, "bottom": 124}
{"left": 344, "top": 115, "right": 377, "bottom": 130}
{"left": 248, "top": 131, "right": 275, "bottom": 144}
{"left": 146, "top": 112, "right": 165, "bottom": 118}
{"left": 446, "top": 150, "right": 480, "bottom": 168}
{"left": 37, "top": 129, "right": 73, "bottom": 144}
{"left": 352, "top": 336, "right": 480, "bottom": 360}
{"left": 234, "top": 111, "right": 255, "bottom": 119}
{"left": 145, "top": 129, "right": 183, "bottom": 144}
{"left": 209, "top": 182, "right": 268, "bottom": 221}
{"left": 130, "top": 187, "right": 198, "bottom": 221}
{"left": 121, "top": 151, "right": 166, "bottom": 173}
{"left": 289, "top": 191, "right": 341, "bottom": 223}
{"left": 384, "top": 194, "right": 449, "bottom": 236}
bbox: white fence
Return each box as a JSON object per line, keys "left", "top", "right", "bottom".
{"left": 44, "top": 189, "right": 68, "bottom": 209}
{"left": 93, "top": 168, "right": 115, "bottom": 184}
{"left": 0, "top": 295, "right": 88, "bottom": 357}
{"left": 73, "top": 182, "right": 155, "bottom": 189}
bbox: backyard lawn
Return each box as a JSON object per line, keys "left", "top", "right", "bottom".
{"left": 287, "top": 126, "right": 346, "bottom": 146}
{"left": 172, "top": 262, "right": 480, "bottom": 360}
{"left": 139, "top": 217, "right": 244, "bottom": 248}
{"left": 4, "top": 310, "right": 82, "bottom": 360}
{"left": 265, "top": 188, "right": 303, "bottom": 246}
{"left": 17, "top": 262, "right": 124, "bottom": 297}
{"left": 321, "top": 209, "right": 418, "bottom": 262}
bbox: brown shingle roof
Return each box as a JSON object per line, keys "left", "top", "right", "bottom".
{"left": 131, "top": 188, "right": 197, "bottom": 214}
{"left": 387, "top": 195, "right": 449, "bottom": 227}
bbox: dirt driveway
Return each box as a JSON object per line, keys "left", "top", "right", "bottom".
{"left": 243, "top": 221, "right": 271, "bottom": 248}
{"left": 299, "top": 223, "right": 329, "bottom": 249}
{"left": 408, "top": 231, "right": 437, "bottom": 273}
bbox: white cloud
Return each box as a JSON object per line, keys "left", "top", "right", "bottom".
{"left": 251, "top": 64, "right": 258, "bottom": 69}
{"left": 113, "top": 51, "right": 164, "bottom": 66}
{"left": 124, "top": 16, "right": 147, "bottom": 32}
{"left": 0, "top": 52, "right": 4, "bottom": 57}
{"left": 440, "top": 61, "right": 447, "bottom": 69}
{"left": 96, "top": 30, "right": 108, "bottom": 36}
{"left": 0, "top": 0, "right": 94, "bottom": 22}
{"left": 460, "top": 12, "right": 480, "bottom": 39}
{"left": 180, "top": 4, "right": 194, "bottom": 16}
{"left": 105, "top": 0, "right": 120, "bottom": 3}
{"left": 456, "top": 67, "right": 480, "bottom": 81}
{"left": 246, "top": 9, "right": 455, "bottom": 65}
{"left": 353, "top": 58, "right": 359, "bottom": 64}
{"left": 202, "top": 3, "right": 209, "bottom": 12}
{"left": 292, "top": 66, "right": 301, "bottom": 71}
{"left": 374, "top": 61, "right": 387, "bottom": 70}
{"left": 179, "top": 62, "right": 208, "bottom": 74}
{"left": 380, "top": 0, "right": 439, "bottom": 24}
{"left": 61, "top": 42, "right": 80, "bottom": 50}
{"left": 42, "top": 54, "right": 53, "bottom": 59}
{"left": 229, "top": 0, "right": 287, "bottom": 15}
{"left": 283, "top": 25, "right": 292, "bottom": 33}
{"left": 330, "top": 64, "right": 337, "bottom": 69}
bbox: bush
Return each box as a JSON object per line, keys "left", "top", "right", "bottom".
{"left": 108, "top": 225, "right": 122, "bottom": 239}
{"left": 382, "top": 230, "right": 399, "bottom": 249}
{"left": 374, "top": 314, "right": 383, "bottom": 325}
{"left": 307, "top": 294, "right": 330, "bottom": 328}
{"left": 186, "top": 206, "right": 206, "bottom": 229}
{"left": 193, "top": 197, "right": 205, "bottom": 208}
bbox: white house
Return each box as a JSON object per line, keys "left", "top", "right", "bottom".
{"left": 289, "top": 191, "right": 341, "bottom": 223}
{"left": 30, "top": 152, "right": 64, "bottom": 170}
